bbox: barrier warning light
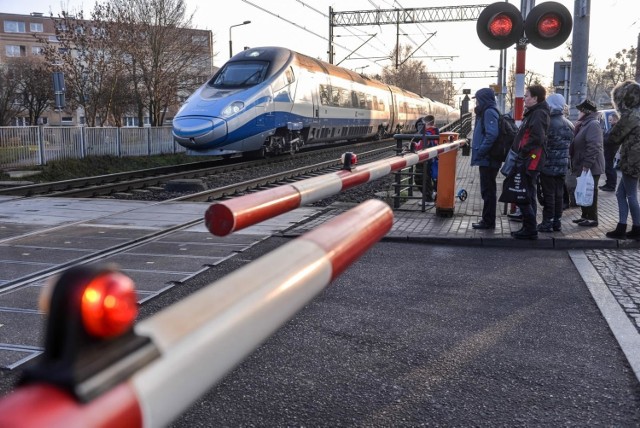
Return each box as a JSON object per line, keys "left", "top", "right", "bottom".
{"left": 81, "top": 271, "right": 138, "bottom": 338}
{"left": 341, "top": 152, "right": 358, "bottom": 171}
{"left": 20, "top": 265, "right": 159, "bottom": 402}
{"left": 477, "top": 2, "right": 572, "bottom": 50}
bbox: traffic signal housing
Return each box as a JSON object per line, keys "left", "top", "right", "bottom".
{"left": 477, "top": 1, "right": 573, "bottom": 50}
{"left": 476, "top": 2, "right": 524, "bottom": 50}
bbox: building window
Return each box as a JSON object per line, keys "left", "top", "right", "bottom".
{"left": 6, "top": 45, "right": 26, "bottom": 57}
{"left": 48, "top": 35, "right": 59, "bottom": 43}
{"left": 32, "top": 46, "right": 44, "bottom": 55}
{"left": 4, "top": 21, "right": 26, "bottom": 33}
{"left": 61, "top": 116, "right": 73, "bottom": 123}
{"left": 192, "top": 35, "right": 208, "bottom": 46}
{"left": 30, "top": 22, "right": 43, "bottom": 32}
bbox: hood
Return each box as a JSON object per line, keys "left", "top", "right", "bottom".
{"left": 546, "top": 93, "right": 566, "bottom": 113}
{"left": 611, "top": 80, "right": 640, "bottom": 112}
{"left": 473, "top": 87, "right": 497, "bottom": 111}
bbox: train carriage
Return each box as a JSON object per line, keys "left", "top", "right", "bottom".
{"left": 172, "top": 46, "right": 460, "bottom": 158}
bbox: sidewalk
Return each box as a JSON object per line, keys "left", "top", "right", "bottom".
{"left": 388, "top": 151, "right": 638, "bottom": 248}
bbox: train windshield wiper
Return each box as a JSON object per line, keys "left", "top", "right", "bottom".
{"left": 239, "top": 70, "right": 262, "bottom": 86}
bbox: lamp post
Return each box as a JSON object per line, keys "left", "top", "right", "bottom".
{"left": 229, "top": 20, "right": 251, "bottom": 58}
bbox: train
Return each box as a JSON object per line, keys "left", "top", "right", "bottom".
{"left": 172, "top": 46, "right": 460, "bottom": 158}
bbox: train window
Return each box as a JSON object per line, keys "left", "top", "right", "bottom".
{"left": 210, "top": 61, "right": 268, "bottom": 88}
{"left": 320, "top": 84, "right": 330, "bottom": 105}
{"left": 372, "top": 96, "right": 379, "bottom": 110}
{"left": 285, "top": 67, "right": 295, "bottom": 84}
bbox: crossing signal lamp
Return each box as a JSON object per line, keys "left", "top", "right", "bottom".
{"left": 20, "top": 265, "right": 159, "bottom": 402}
{"left": 477, "top": 2, "right": 572, "bottom": 50}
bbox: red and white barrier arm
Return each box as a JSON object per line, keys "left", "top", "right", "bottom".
{"left": 0, "top": 199, "right": 393, "bottom": 428}
{"left": 206, "top": 139, "right": 465, "bottom": 236}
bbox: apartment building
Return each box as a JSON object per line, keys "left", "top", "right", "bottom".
{"left": 0, "top": 11, "right": 214, "bottom": 126}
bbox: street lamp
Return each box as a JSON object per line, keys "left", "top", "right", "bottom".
{"left": 229, "top": 21, "right": 251, "bottom": 58}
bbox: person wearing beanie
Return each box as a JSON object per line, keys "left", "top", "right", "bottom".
{"left": 537, "top": 93, "right": 574, "bottom": 232}
{"left": 605, "top": 80, "right": 640, "bottom": 240}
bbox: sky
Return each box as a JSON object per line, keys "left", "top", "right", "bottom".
{"left": 3, "top": 0, "right": 639, "bottom": 105}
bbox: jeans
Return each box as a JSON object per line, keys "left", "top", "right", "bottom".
{"left": 603, "top": 144, "right": 620, "bottom": 188}
{"left": 616, "top": 173, "right": 640, "bottom": 226}
{"left": 580, "top": 174, "right": 600, "bottom": 221}
{"left": 540, "top": 174, "right": 565, "bottom": 221}
{"left": 517, "top": 171, "right": 539, "bottom": 232}
{"left": 479, "top": 165, "right": 499, "bottom": 226}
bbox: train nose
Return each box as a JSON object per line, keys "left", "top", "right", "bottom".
{"left": 172, "top": 116, "right": 227, "bottom": 146}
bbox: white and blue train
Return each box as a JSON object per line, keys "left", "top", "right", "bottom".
{"left": 172, "top": 46, "right": 460, "bottom": 158}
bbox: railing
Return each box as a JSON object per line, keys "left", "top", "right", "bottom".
{"left": 0, "top": 126, "right": 184, "bottom": 170}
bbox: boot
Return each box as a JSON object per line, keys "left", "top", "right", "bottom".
{"left": 552, "top": 218, "right": 562, "bottom": 232}
{"left": 606, "top": 223, "right": 627, "bottom": 239}
{"left": 626, "top": 225, "right": 640, "bottom": 240}
{"left": 537, "top": 219, "right": 553, "bottom": 233}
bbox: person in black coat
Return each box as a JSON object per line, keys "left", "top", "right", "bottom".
{"left": 510, "top": 84, "right": 550, "bottom": 240}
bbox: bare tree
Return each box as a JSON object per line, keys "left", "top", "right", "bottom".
{"left": 604, "top": 46, "right": 637, "bottom": 87}
{"left": 36, "top": 9, "right": 124, "bottom": 126}
{"left": 102, "top": 0, "right": 210, "bottom": 126}
{"left": 13, "top": 57, "right": 53, "bottom": 125}
{"left": 380, "top": 44, "right": 452, "bottom": 105}
{"left": 0, "top": 64, "right": 23, "bottom": 125}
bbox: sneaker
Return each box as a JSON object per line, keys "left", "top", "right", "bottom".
{"left": 599, "top": 185, "right": 615, "bottom": 192}
{"left": 572, "top": 218, "right": 587, "bottom": 224}
{"left": 578, "top": 220, "right": 599, "bottom": 227}
{"left": 552, "top": 220, "right": 562, "bottom": 231}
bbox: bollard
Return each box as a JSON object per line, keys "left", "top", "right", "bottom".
{"left": 435, "top": 132, "right": 459, "bottom": 217}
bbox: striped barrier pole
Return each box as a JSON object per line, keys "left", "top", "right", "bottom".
{"left": 0, "top": 199, "right": 393, "bottom": 428}
{"left": 206, "top": 136, "right": 465, "bottom": 236}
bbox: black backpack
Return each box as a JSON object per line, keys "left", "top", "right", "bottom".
{"left": 488, "top": 108, "right": 518, "bottom": 162}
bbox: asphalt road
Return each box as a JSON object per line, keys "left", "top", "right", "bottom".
{"left": 156, "top": 237, "right": 640, "bottom": 427}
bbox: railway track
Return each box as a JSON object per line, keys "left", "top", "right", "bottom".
{"left": 0, "top": 140, "right": 394, "bottom": 199}
{"left": 0, "top": 141, "right": 400, "bottom": 370}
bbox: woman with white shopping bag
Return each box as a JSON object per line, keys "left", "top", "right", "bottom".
{"left": 570, "top": 99, "right": 605, "bottom": 227}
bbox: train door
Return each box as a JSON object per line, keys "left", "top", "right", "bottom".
{"left": 389, "top": 90, "right": 398, "bottom": 134}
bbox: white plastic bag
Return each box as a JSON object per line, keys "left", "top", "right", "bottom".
{"left": 574, "top": 169, "right": 594, "bottom": 206}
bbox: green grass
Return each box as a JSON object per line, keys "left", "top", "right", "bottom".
{"left": 0, "top": 154, "right": 219, "bottom": 182}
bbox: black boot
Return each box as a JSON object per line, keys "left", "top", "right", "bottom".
{"left": 626, "top": 225, "right": 640, "bottom": 240}
{"left": 606, "top": 223, "right": 627, "bottom": 239}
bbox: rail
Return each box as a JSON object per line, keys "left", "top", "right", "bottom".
{"left": 0, "top": 199, "right": 393, "bottom": 427}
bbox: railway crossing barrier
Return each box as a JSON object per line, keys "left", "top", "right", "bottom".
{"left": 205, "top": 132, "right": 466, "bottom": 236}
{"left": 0, "top": 200, "right": 392, "bottom": 427}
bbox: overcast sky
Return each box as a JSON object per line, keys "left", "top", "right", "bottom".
{"left": 5, "top": 0, "right": 639, "bottom": 102}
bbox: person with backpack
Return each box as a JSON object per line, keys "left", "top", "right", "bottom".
{"left": 470, "top": 87, "right": 501, "bottom": 229}
{"left": 536, "top": 93, "right": 574, "bottom": 232}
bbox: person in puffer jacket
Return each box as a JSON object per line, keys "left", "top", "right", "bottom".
{"left": 537, "top": 93, "right": 574, "bottom": 232}
{"left": 605, "top": 80, "right": 640, "bottom": 240}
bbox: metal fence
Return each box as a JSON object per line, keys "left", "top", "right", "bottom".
{"left": 0, "top": 126, "right": 185, "bottom": 170}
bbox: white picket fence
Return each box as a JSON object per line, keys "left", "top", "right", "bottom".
{"left": 0, "top": 126, "right": 186, "bottom": 170}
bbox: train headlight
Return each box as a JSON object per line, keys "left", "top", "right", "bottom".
{"left": 221, "top": 101, "right": 245, "bottom": 117}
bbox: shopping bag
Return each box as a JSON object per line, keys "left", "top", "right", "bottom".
{"left": 574, "top": 169, "right": 594, "bottom": 206}
{"left": 499, "top": 168, "right": 529, "bottom": 204}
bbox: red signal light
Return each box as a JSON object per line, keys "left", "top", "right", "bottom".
{"left": 537, "top": 13, "right": 561, "bottom": 38}
{"left": 81, "top": 272, "right": 138, "bottom": 338}
{"left": 489, "top": 13, "right": 514, "bottom": 37}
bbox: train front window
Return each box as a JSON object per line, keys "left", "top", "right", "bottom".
{"left": 211, "top": 62, "right": 268, "bottom": 88}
